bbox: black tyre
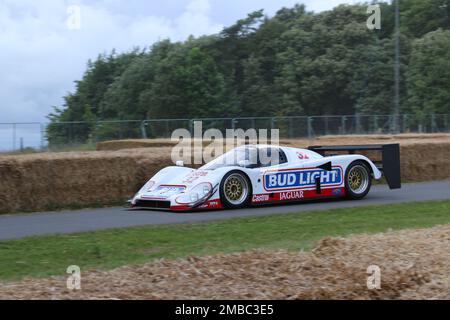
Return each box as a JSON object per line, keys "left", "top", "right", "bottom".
{"left": 220, "top": 171, "right": 252, "bottom": 209}
{"left": 345, "top": 161, "right": 372, "bottom": 200}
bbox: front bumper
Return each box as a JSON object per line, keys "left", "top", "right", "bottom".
{"left": 133, "top": 199, "right": 171, "bottom": 209}
{"left": 129, "top": 195, "right": 222, "bottom": 212}
{"left": 130, "top": 183, "right": 221, "bottom": 212}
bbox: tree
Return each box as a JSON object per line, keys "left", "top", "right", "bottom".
{"left": 100, "top": 41, "right": 175, "bottom": 120}
{"left": 240, "top": 55, "right": 278, "bottom": 116}
{"left": 400, "top": 0, "right": 450, "bottom": 37}
{"left": 47, "top": 50, "right": 141, "bottom": 145}
{"left": 47, "top": 0, "right": 450, "bottom": 144}
{"left": 406, "top": 29, "right": 450, "bottom": 116}
{"left": 145, "top": 46, "right": 229, "bottom": 119}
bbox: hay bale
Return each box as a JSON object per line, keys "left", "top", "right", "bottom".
{"left": 0, "top": 148, "right": 172, "bottom": 213}
{"left": 400, "top": 142, "right": 450, "bottom": 181}
{"left": 1, "top": 134, "right": 450, "bottom": 214}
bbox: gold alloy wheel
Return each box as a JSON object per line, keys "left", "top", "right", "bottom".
{"left": 349, "top": 168, "right": 363, "bottom": 190}
{"left": 223, "top": 173, "right": 249, "bottom": 205}
{"left": 347, "top": 165, "right": 370, "bottom": 194}
{"left": 225, "top": 177, "right": 242, "bottom": 200}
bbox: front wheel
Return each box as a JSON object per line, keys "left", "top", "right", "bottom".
{"left": 345, "top": 161, "right": 372, "bottom": 200}
{"left": 220, "top": 171, "right": 252, "bottom": 209}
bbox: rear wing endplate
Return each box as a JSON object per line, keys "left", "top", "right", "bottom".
{"left": 308, "top": 144, "right": 401, "bottom": 189}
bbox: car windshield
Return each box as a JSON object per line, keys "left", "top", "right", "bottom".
{"left": 201, "top": 147, "right": 258, "bottom": 170}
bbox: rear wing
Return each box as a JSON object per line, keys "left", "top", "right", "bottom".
{"left": 308, "top": 144, "right": 401, "bottom": 189}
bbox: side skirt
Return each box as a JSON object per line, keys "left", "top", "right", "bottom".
{"left": 251, "top": 187, "right": 346, "bottom": 206}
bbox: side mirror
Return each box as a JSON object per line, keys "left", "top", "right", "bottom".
{"left": 238, "top": 160, "right": 251, "bottom": 168}
{"left": 176, "top": 160, "right": 184, "bottom": 167}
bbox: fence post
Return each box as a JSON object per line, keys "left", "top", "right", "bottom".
{"left": 189, "top": 119, "right": 194, "bottom": 136}
{"left": 288, "top": 118, "right": 293, "bottom": 139}
{"left": 341, "top": 116, "right": 346, "bottom": 135}
{"left": 431, "top": 114, "right": 437, "bottom": 133}
{"left": 356, "top": 114, "right": 361, "bottom": 134}
{"left": 388, "top": 115, "right": 393, "bottom": 133}
{"left": 93, "top": 121, "right": 99, "bottom": 143}
{"left": 445, "top": 115, "right": 449, "bottom": 133}
{"left": 40, "top": 123, "right": 45, "bottom": 150}
{"left": 402, "top": 114, "right": 408, "bottom": 133}
{"left": 165, "top": 120, "right": 170, "bottom": 138}
{"left": 140, "top": 120, "right": 148, "bottom": 139}
{"left": 307, "top": 117, "right": 314, "bottom": 139}
{"left": 12, "top": 123, "right": 16, "bottom": 151}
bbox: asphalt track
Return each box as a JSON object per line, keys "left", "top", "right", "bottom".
{"left": 1, "top": 180, "right": 450, "bottom": 240}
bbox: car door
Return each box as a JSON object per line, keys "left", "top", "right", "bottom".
{"left": 249, "top": 147, "right": 290, "bottom": 196}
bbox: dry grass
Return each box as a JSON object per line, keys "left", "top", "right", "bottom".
{"left": 1, "top": 223, "right": 448, "bottom": 300}
{"left": 1, "top": 134, "right": 450, "bottom": 214}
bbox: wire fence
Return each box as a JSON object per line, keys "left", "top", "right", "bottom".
{"left": 1, "top": 114, "right": 449, "bottom": 152}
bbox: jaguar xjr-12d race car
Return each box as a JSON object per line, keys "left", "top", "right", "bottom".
{"left": 130, "top": 144, "right": 401, "bottom": 211}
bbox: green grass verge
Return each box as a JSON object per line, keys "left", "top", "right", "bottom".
{"left": 1, "top": 200, "right": 450, "bottom": 281}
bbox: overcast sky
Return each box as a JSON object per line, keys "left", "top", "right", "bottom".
{"left": 0, "top": 0, "right": 360, "bottom": 124}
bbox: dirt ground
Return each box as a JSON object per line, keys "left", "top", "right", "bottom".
{"left": 0, "top": 224, "right": 448, "bottom": 300}
{"left": 1, "top": 134, "right": 450, "bottom": 214}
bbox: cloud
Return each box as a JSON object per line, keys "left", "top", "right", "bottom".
{"left": 0, "top": 0, "right": 355, "bottom": 150}
{"left": 0, "top": 0, "right": 223, "bottom": 126}
{"left": 305, "top": 0, "right": 361, "bottom": 13}
{"left": 176, "top": 0, "right": 222, "bottom": 39}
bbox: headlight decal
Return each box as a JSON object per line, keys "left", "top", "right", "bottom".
{"left": 175, "top": 182, "right": 214, "bottom": 205}
{"left": 139, "top": 180, "right": 156, "bottom": 194}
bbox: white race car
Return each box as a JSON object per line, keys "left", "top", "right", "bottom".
{"left": 130, "top": 144, "right": 401, "bottom": 211}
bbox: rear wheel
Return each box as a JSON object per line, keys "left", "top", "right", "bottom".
{"left": 220, "top": 171, "right": 252, "bottom": 209}
{"left": 345, "top": 161, "right": 372, "bottom": 200}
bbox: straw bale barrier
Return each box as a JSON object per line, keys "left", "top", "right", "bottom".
{"left": 0, "top": 148, "right": 172, "bottom": 213}
{"left": 1, "top": 134, "right": 450, "bottom": 214}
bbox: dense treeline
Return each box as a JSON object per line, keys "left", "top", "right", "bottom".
{"left": 48, "top": 0, "right": 450, "bottom": 143}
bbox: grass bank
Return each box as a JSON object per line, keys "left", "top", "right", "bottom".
{"left": 0, "top": 200, "right": 449, "bottom": 281}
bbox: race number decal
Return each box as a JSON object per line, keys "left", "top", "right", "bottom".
{"left": 297, "top": 152, "right": 309, "bottom": 160}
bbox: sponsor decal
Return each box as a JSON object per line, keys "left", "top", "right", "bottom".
{"left": 264, "top": 167, "right": 343, "bottom": 191}
{"left": 183, "top": 171, "right": 209, "bottom": 184}
{"left": 252, "top": 194, "right": 270, "bottom": 202}
{"left": 199, "top": 200, "right": 221, "bottom": 209}
{"left": 156, "top": 185, "right": 186, "bottom": 194}
{"left": 143, "top": 185, "right": 186, "bottom": 199}
{"left": 280, "top": 190, "right": 304, "bottom": 200}
{"left": 191, "top": 171, "right": 209, "bottom": 177}
{"left": 173, "top": 199, "right": 222, "bottom": 210}
{"left": 252, "top": 188, "right": 346, "bottom": 204}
